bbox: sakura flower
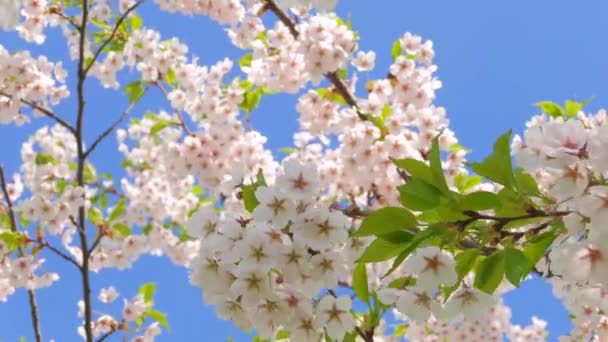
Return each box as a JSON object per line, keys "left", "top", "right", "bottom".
{"left": 98, "top": 286, "right": 119, "bottom": 303}
{"left": 0, "top": 0, "right": 20, "bottom": 30}
{"left": 253, "top": 186, "right": 296, "bottom": 227}
{"left": 352, "top": 51, "right": 376, "bottom": 71}
{"left": 396, "top": 286, "right": 442, "bottom": 322}
{"left": 404, "top": 246, "right": 457, "bottom": 289}
{"left": 315, "top": 296, "right": 356, "bottom": 340}
{"left": 275, "top": 159, "right": 319, "bottom": 200}
{"left": 444, "top": 287, "right": 496, "bottom": 320}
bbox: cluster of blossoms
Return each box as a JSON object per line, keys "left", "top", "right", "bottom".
{"left": 512, "top": 110, "right": 608, "bottom": 340}
{"left": 399, "top": 300, "right": 548, "bottom": 342}
{"left": 188, "top": 159, "right": 367, "bottom": 341}
{"left": 292, "top": 31, "right": 461, "bottom": 207}
{"left": 75, "top": 286, "right": 162, "bottom": 341}
{"left": 0, "top": 45, "right": 69, "bottom": 125}
{"left": 0, "top": 170, "right": 59, "bottom": 301}
{"left": 0, "top": 249, "right": 59, "bottom": 302}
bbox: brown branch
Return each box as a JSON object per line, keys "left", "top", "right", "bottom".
{"left": 264, "top": 0, "right": 369, "bottom": 122}
{"left": 76, "top": 0, "right": 94, "bottom": 340}
{"left": 83, "top": 0, "right": 146, "bottom": 75}
{"left": 154, "top": 81, "right": 192, "bottom": 135}
{"left": 83, "top": 87, "right": 148, "bottom": 159}
{"left": 42, "top": 241, "right": 81, "bottom": 269}
{"left": 0, "top": 166, "right": 43, "bottom": 342}
{"left": 0, "top": 91, "right": 76, "bottom": 134}
{"left": 96, "top": 330, "right": 117, "bottom": 342}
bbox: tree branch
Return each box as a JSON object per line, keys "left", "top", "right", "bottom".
{"left": 0, "top": 91, "right": 76, "bottom": 134}
{"left": 154, "top": 81, "right": 192, "bottom": 135}
{"left": 264, "top": 0, "right": 369, "bottom": 122}
{"left": 42, "top": 241, "right": 81, "bottom": 269}
{"left": 76, "top": 0, "right": 94, "bottom": 339}
{"left": 83, "top": 86, "right": 148, "bottom": 159}
{"left": 0, "top": 165, "right": 43, "bottom": 342}
{"left": 83, "top": 0, "right": 146, "bottom": 76}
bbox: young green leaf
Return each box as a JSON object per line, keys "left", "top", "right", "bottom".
{"left": 522, "top": 231, "right": 558, "bottom": 270}
{"left": 504, "top": 247, "right": 532, "bottom": 286}
{"left": 428, "top": 137, "right": 450, "bottom": 194}
{"left": 145, "top": 309, "right": 169, "bottom": 329}
{"left": 109, "top": 198, "right": 126, "bottom": 222}
{"left": 124, "top": 80, "right": 145, "bottom": 104}
{"left": 139, "top": 282, "right": 156, "bottom": 304}
{"left": 358, "top": 236, "right": 410, "bottom": 263}
{"left": 352, "top": 263, "right": 369, "bottom": 304}
{"left": 474, "top": 251, "right": 505, "bottom": 294}
{"left": 467, "top": 130, "right": 515, "bottom": 189}
{"left": 458, "top": 191, "right": 502, "bottom": 211}
{"left": 391, "top": 39, "right": 402, "bottom": 60}
{"left": 398, "top": 179, "right": 441, "bottom": 211}
{"left": 352, "top": 207, "right": 417, "bottom": 237}
{"left": 535, "top": 101, "right": 564, "bottom": 118}
{"left": 391, "top": 158, "right": 434, "bottom": 185}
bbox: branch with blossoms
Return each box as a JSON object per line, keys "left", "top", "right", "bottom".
{"left": 0, "top": 0, "right": 608, "bottom": 341}
{"left": 0, "top": 166, "right": 43, "bottom": 342}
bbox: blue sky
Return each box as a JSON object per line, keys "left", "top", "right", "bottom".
{"left": 2, "top": 0, "right": 607, "bottom": 340}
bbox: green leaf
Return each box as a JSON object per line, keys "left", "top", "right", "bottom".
{"left": 391, "top": 39, "right": 402, "bottom": 60}
{"left": 88, "top": 207, "right": 104, "bottom": 226}
{"left": 474, "top": 251, "right": 505, "bottom": 294}
{"left": 139, "top": 282, "right": 156, "bottom": 303}
{"left": 358, "top": 233, "right": 414, "bottom": 263}
{"left": 444, "top": 249, "right": 479, "bottom": 298}
{"left": 454, "top": 173, "right": 482, "bottom": 193}
{"left": 467, "top": 130, "right": 515, "bottom": 189}
{"left": 129, "top": 14, "right": 143, "bottom": 30}
{"left": 109, "top": 198, "right": 126, "bottom": 222}
{"left": 522, "top": 231, "right": 558, "bottom": 270}
{"left": 504, "top": 247, "right": 532, "bottom": 286}
{"left": 112, "top": 223, "right": 132, "bottom": 237}
{"left": 275, "top": 330, "right": 289, "bottom": 340}
{"left": 352, "top": 207, "right": 417, "bottom": 237}
{"left": 428, "top": 137, "right": 450, "bottom": 194}
{"left": 352, "top": 263, "right": 369, "bottom": 304}
{"left": 535, "top": 101, "right": 564, "bottom": 118}
{"left": 391, "top": 158, "right": 434, "bottom": 185}
{"left": 455, "top": 249, "right": 480, "bottom": 281}
{"left": 565, "top": 100, "right": 583, "bottom": 119}
{"left": 242, "top": 184, "right": 260, "bottom": 213}
{"left": 398, "top": 179, "right": 441, "bottom": 211}
{"left": 279, "top": 147, "right": 295, "bottom": 155}
{"left": 35, "top": 153, "right": 58, "bottom": 166}
{"left": 458, "top": 191, "right": 502, "bottom": 211}
{"left": 83, "top": 162, "right": 97, "bottom": 183}
{"left": 382, "top": 225, "right": 445, "bottom": 278}
{"left": 145, "top": 309, "right": 169, "bottom": 329}
{"left": 0, "top": 231, "right": 22, "bottom": 252}
{"left": 239, "top": 87, "right": 264, "bottom": 113}
{"left": 238, "top": 53, "right": 253, "bottom": 68}
{"left": 124, "top": 80, "right": 145, "bottom": 104}
{"left": 150, "top": 120, "right": 174, "bottom": 135}
{"left": 514, "top": 168, "right": 540, "bottom": 196}
{"left": 316, "top": 88, "right": 347, "bottom": 105}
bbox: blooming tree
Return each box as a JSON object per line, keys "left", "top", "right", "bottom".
{"left": 0, "top": 0, "right": 604, "bottom": 341}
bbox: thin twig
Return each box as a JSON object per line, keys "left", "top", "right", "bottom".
{"left": 264, "top": 0, "right": 369, "bottom": 122}
{"left": 83, "top": 0, "right": 146, "bottom": 75}
{"left": 155, "top": 81, "right": 192, "bottom": 135}
{"left": 97, "top": 331, "right": 115, "bottom": 342}
{"left": 0, "top": 165, "right": 43, "bottom": 342}
{"left": 43, "top": 241, "right": 81, "bottom": 269}
{"left": 83, "top": 87, "right": 148, "bottom": 159}
{"left": 0, "top": 91, "right": 76, "bottom": 134}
